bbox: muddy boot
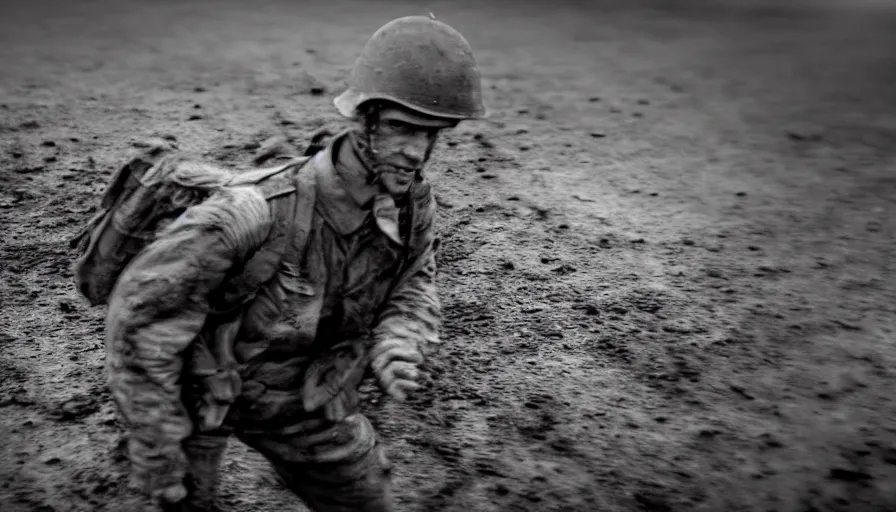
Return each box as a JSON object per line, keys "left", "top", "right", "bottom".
{"left": 164, "top": 432, "right": 230, "bottom": 511}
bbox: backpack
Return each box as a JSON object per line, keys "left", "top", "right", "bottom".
{"left": 68, "top": 131, "right": 432, "bottom": 431}
{"left": 69, "top": 138, "right": 323, "bottom": 308}
{"left": 69, "top": 139, "right": 325, "bottom": 431}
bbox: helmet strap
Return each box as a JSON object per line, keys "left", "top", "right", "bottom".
{"left": 353, "top": 100, "right": 438, "bottom": 185}
{"left": 348, "top": 123, "right": 381, "bottom": 186}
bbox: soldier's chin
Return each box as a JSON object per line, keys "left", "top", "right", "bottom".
{"left": 381, "top": 175, "right": 413, "bottom": 196}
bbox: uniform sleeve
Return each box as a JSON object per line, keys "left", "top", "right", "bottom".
{"left": 104, "top": 185, "right": 272, "bottom": 486}
{"left": 371, "top": 219, "right": 442, "bottom": 358}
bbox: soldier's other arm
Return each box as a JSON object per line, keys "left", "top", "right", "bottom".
{"left": 369, "top": 209, "right": 441, "bottom": 401}
{"left": 105, "top": 186, "right": 272, "bottom": 503}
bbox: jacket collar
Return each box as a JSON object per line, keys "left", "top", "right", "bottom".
{"left": 312, "top": 130, "right": 403, "bottom": 246}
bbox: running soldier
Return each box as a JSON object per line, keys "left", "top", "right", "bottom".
{"left": 90, "top": 15, "right": 486, "bottom": 511}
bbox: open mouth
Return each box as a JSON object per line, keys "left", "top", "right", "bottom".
{"left": 386, "top": 165, "right": 416, "bottom": 179}
{"left": 377, "top": 165, "right": 416, "bottom": 185}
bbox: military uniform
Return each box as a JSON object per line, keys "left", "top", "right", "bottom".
{"left": 101, "top": 15, "right": 487, "bottom": 512}
{"left": 106, "top": 130, "right": 439, "bottom": 510}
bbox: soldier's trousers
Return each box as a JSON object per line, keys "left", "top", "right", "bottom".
{"left": 170, "top": 413, "right": 394, "bottom": 512}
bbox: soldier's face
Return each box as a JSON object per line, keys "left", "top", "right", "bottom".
{"left": 368, "top": 107, "right": 456, "bottom": 196}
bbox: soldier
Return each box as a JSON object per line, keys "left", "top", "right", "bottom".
{"left": 102, "top": 15, "right": 486, "bottom": 512}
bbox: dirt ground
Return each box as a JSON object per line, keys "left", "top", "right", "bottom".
{"left": 1, "top": 0, "right": 895, "bottom": 510}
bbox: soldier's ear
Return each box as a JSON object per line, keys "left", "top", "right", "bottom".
{"left": 354, "top": 101, "right": 383, "bottom": 129}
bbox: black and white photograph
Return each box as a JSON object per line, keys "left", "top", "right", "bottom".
{"left": 1, "top": 0, "right": 894, "bottom": 510}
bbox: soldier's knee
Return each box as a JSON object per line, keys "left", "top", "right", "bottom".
{"left": 313, "top": 414, "right": 378, "bottom": 466}
{"left": 239, "top": 415, "right": 394, "bottom": 511}
{"left": 242, "top": 413, "right": 377, "bottom": 466}
{"left": 285, "top": 442, "right": 394, "bottom": 512}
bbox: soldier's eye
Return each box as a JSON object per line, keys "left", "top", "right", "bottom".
{"left": 387, "top": 120, "right": 407, "bottom": 130}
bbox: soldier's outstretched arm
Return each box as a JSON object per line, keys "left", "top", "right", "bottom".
{"left": 104, "top": 185, "right": 272, "bottom": 504}
{"left": 369, "top": 220, "right": 441, "bottom": 401}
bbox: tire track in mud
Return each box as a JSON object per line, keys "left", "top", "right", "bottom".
{"left": 360, "top": 168, "right": 724, "bottom": 510}
{"left": 0, "top": 124, "right": 123, "bottom": 510}
{"left": 384, "top": 86, "right": 896, "bottom": 510}
{"left": 548, "top": 118, "right": 896, "bottom": 512}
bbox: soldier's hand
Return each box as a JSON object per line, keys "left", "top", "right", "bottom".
{"left": 370, "top": 339, "right": 424, "bottom": 402}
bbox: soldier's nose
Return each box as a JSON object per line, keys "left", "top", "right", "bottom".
{"left": 401, "top": 144, "right": 425, "bottom": 165}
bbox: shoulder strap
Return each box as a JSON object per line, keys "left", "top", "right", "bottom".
{"left": 209, "top": 157, "right": 318, "bottom": 314}
{"left": 270, "top": 151, "right": 325, "bottom": 345}
{"left": 286, "top": 153, "right": 318, "bottom": 267}
{"left": 227, "top": 156, "right": 309, "bottom": 188}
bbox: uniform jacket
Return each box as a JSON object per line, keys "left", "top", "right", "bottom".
{"left": 104, "top": 131, "right": 441, "bottom": 474}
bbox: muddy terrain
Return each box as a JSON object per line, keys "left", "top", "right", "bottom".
{"left": 1, "top": 0, "right": 895, "bottom": 510}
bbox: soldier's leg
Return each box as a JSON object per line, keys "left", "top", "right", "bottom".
{"left": 237, "top": 413, "right": 394, "bottom": 512}
{"left": 161, "top": 431, "right": 231, "bottom": 512}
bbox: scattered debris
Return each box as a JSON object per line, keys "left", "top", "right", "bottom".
{"left": 730, "top": 384, "right": 754, "bottom": 400}
{"left": 253, "top": 136, "right": 300, "bottom": 165}
{"left": 833, "top": 319, "right": 861, "bottom": 331}
{"left": 551, "top": 264, "right": 576, "bottom": 274}
{"left": 828, "top": 468, "right": 872, "bottom": 482}
{"left": 14, "top": 166, "right": 45, "bottom": 174}
{"left": 758, "top": 433, "right": 783, "bottom": 449}
{"left": 786, "top": 130, "right": 823, "bottom": 142}
{"left": 52, "top": 394, "right": 100, "bottom": 421}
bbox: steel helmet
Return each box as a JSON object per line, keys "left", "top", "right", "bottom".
{"left": 334, "top": 15, "right": 487, "bottom": 121}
